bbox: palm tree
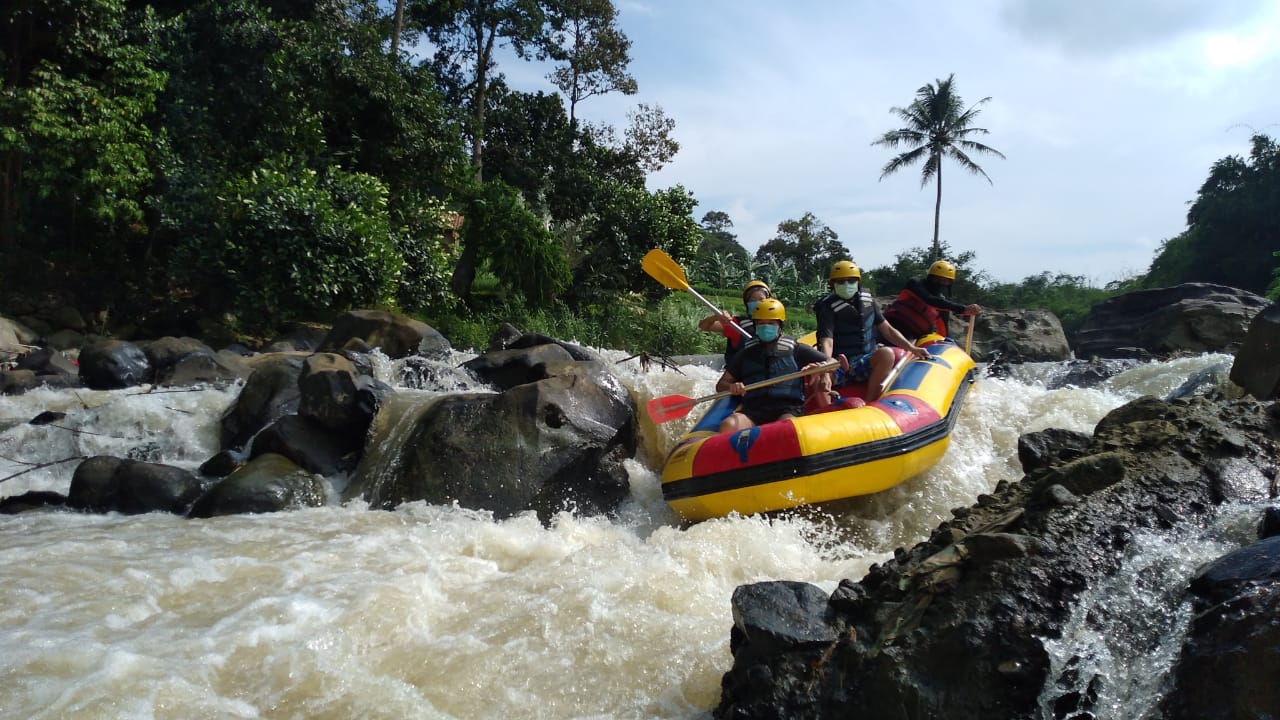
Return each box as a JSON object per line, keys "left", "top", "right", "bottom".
{"left": 873, "top": 74, "right": 1005, "bottom": 261}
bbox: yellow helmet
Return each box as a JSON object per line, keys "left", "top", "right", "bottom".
{"left": 750, "top": 298, "right": 786, "bottom": 322}
{"left": 928, "top": 260, "right": 957, "bottom": 281}
{"left": 829, "top": 260, "right": 861, "bottom": 281}
{"left": 741, "top": 279, "right": 771, "bottom": 302}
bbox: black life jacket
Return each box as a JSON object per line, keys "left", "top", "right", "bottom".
{"left": 735, "top": 337, "right": 801, "bottom": 404}
{"left": 817, "top": 291, "right": 878, "bottom": 359}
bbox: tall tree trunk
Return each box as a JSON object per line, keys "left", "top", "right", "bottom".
{"left": 932, "top": 161, "right": 943, "bottom": 261}
{"left": 450, "top": 22, "right": 496, "bottom": 302}
{"left": 391, "top": 0, "right": 405, "bottom": 57}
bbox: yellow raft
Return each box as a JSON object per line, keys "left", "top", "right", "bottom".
{"left": 659, "top": 334, "right": 976, "bottom": 521}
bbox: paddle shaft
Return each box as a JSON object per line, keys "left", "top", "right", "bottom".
{"left": 687, "top": 360, "right": 838, "bottom": 407}
{"left": 964, "top": 314, "right": 975, "bottom": 355}
{"left": 878, "top": 351, "right": 914, "bottom": 394}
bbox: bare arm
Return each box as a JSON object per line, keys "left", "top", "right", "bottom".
{"left": 716, "top": 370, "right": 746, "bottom": 395}
{"left": 878, "top": 321, "right": 928, "bottom": 359}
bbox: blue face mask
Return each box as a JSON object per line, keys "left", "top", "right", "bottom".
{"left": 745, "top": 300, "right": 760, "bottom": 317}
{"left": 755, "top": 324, "right": 780, "bottom": 342}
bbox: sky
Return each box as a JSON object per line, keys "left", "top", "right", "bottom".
{"left": 492, "top": 0, "right": 1280, "bottom": 285}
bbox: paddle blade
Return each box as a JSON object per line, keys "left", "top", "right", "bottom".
{"left": 646, "top": 394, "right": 697, "bottom": 424}
{"left": 641, "top": 249, "right": 690, "bottom": 291}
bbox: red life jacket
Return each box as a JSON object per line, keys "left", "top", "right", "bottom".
{"left": 883, "top": 287, "right": 946, "bottom": 339}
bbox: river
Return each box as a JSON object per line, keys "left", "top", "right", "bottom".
{"left": 0, "top": 350, "right": 1236, "bottom": 719}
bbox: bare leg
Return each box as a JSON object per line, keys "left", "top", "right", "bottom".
{"left": 863, "top": 347, "right": 898, "bottom": 402}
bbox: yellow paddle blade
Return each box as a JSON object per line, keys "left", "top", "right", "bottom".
{"left": 641, "top": 249, "right": 690, "bottom": 291}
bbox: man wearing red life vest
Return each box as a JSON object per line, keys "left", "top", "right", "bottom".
{"left": 883, "top": 260, "right": 981, "bottom": 341}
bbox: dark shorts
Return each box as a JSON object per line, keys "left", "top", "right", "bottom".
{"left": 837, "top": 351, "right": 874, "bottom": 384}
{"left": 739, "top": 400, "right": 804, "bottom": 426}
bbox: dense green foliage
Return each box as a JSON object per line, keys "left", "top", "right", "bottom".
{"left": 3, "top": 0, "right": 1276, "bottom": 352}
{"left": 1144, "top": 134, "right": 1280, "bottom": 297}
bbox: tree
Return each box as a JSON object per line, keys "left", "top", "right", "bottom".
{"left": 694, "top": 210, "right": 748, "bottom": 288}
{"left": 0, "top": 0, "right": 166, "bottom": 290}
{"left": 864, "top": 241, "right": 983, "bottom": 299}
{"left": 873, "top": 73, "right": 1005, "bottom": 261}
{"left": 544, "top": 0, "right": 636, "bottom": 127}
{"left": 623, "top": 102, "right": 678, "bottom": 174}
{"left": 754, "top": 212, "right": 849, "bottom": 282}
{"left": 1144, "top": 133, "right": 1279, "bottom": 294}
{"left": 410, "top": 0, "right": 549, "bottom": 181}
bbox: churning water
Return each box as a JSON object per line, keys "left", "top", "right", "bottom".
{"left": 0, "top": 351, "right": 1239, "bottom": 719}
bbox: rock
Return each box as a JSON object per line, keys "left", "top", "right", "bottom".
{"left": 0, "top": 491, "right": 67, "bottom": 514}
{"left": 250, "top": 414, "right": 359, "bottom": 476}
{"left": 713, "top": 396, "right": 1279, "bottom": 719}
{"left": 187, "top": 453, "right": 328, "bottom": 517}
{"left": 220, "top": 353, "right": 305, "bottom": 451}
{"left": 67, "top": 456, "right": 204, "bottom": 515}
{"left": 963, "top": 308, "right": 1072, "bottom": 363}
{"left": 1229, "top": 302, "right": 1280, "bottom": 399}
{"left": 1017, "top": 428, "right": 1093, "bottom": 474}
{"left": 353, "top": 358, "right": 635, "bottom": 520}
{"left": 1047, "top": 357, "right": 1138, "bottom": 390}
{"left": 78, "top": 338, "right": 153, "bottom": 389}
{"left": 1073, "top": 283, "right": 1269, "bottom": 358}
{"left": 263, "top": 322, "right": 330, "bottom": 353}
{"left": 1162, "top": 539, "right": 1280, "bottom": 720}
{"left": 0, "top": 315, "right": 39, "bottom": 355}
{"left": 462, "top": 343, "right": 576, "bottom": 390}
{"left": 319, "top": 309, "right": 450, "bottom": 359}
{"left": 297, "top": 352, "right": 389, "bottom": 437}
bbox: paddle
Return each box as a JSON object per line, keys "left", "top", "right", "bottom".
{"left": 646, "top": 360, "right": 839, "bottom": 424}
{"left": 964, "top": 314, "right": 975, "bottom": 355}
{"left": 878, "top": 350, "right": 915, "bottom": 396}
{"left": 642, "top": 249, "right": 751, "bottom": 340}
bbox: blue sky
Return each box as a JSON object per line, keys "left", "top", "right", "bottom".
{"left": 491, "top": 0, "right": 1280, "bottom": 284}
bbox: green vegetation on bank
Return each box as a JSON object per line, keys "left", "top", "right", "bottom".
{"left": 2, "top": 0, "right": 1276, "bottom": 356}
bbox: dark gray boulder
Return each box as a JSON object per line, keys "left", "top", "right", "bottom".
{"left": 713, "top": 396, "right": 1279, "bottom": 719}
{"left": 78, "top": 339, "right": 152, "bottom": 389}
{"left": 320, "top": 309, "right": 450, "bottom": 359}
{"left": 1073, "top": 283, "right": 1269, "bottom": 358}
{"left": 219, "top": 353, "right": 306, "bottom": 451}
{"left": 1229, "top": 301, "right": 1280, "bottom": 399}
{"left": 67, "top": 456, "right": 205, "bottom": 514}
{"left": 188, "top": 453, "right": 327, "bottom": 517}
{"left": 962, "top": 308, "right": 1072, "bottom": 362}
{"left": 353, "top": 356, "right": 635, "bottom": 521}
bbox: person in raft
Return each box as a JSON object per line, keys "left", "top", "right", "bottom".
{"left": 715, "top": 298, "right": 833, "bottom": 433}
{"left": 813, "top": 260, "right": 928, "bottom": 402}
{"left": 698, "top": 279, "right": 772, "bottom": 365}
{"left": 882, "top": 259, "right": 981, "bottom": 340}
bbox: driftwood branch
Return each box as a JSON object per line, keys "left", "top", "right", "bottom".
{"left": 0, "top": 455, "right": 85, "bottom": 484}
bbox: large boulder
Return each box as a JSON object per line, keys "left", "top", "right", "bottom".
{"left": 319, "top": 309, "right": 450, "bottom": 359}
{"left": 67, "top": 456, "right": 205, "bottom": 515}
{"left": 351, "top": 352, "right": 636, "bottom": 521}
{"left": 713, "top": 396, "right": 1280, "bottom": 719}
{"left": 961, "top": 308, "right": 1071, "bottom": 362}
{"left": 1159, "top": 536, "right": 1280, "bottom": 720}
{"left": 1073, "top": 283, "right": 1269, "bottom": 358}
{"left": 78, "top": 338, "right": 153, "bottom": 389}
{"left": 1229, "top": 302, "right": 1280, "bottom": 399}
{"left": 219, "top": 353, "right": 306, "bottom": 451}
{"left": 0, "top": 315, "right": 39, "bottom": 356}
{"left": 142, "top": 336, "right": 249, "bottom": 387}
{"left": 187, "top": 453, "right": 328, "bottom": 518}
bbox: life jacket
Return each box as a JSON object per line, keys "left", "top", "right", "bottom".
{"left": 817, "top": 291, "right": 878, "bottom": 359}
{"left": 735, "top": 337, "right": 801, "bottom": 404}
{"left": 721, "top": 316, "right": 756, "bottom": 365}
{"left": 884, "top": 287, "right": 946, "bottom": 339}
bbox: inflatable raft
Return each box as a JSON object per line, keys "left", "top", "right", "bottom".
{"left": 659, "top": 334, "right": 976, "bottom": 521}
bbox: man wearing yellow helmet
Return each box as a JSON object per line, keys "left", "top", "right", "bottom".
{"left": 883, "top": 259, "right": 981, "bottom": 340}
{"left": 715, "top": 298, "right": 833, "bottom": 433}
{"left": 813, "top": 260, "right": 928, "bottom": 401}
{"left": 699, "top": 279, "right": 772, "bottom": 365}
